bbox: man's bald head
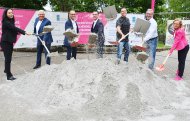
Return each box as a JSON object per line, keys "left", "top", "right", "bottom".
{"left": 121, "top": 8, "right": 127, "bottom": 17}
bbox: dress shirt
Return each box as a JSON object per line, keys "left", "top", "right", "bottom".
{"left": 93, "top": 19, "right": 98, "bottom": 28}
{"left": 144, "top": 18, "right": 158, "bottom": 41}
{"left": 36, "top": 20, "right": 43, "bottom": 34}
{"left": 71, "top": 19, "right": 77, "bottom": 33}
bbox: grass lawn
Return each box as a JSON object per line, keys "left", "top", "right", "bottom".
{"left": 157, "top": 41, "right": 170, "bottom": 49}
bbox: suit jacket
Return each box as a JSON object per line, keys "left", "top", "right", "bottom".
{"left": 34, "top": 17, "right": 53, "bottom": 45}
{"left": 1, "top": 19, "right": 25, "bottom": 44}
{"left": 64, "top": 19, "right": 79, "bottom": 47}
{"left": 91, "top": 19, "right": 105, "bottom": 42}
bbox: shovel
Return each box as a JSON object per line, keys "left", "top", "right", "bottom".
{"left": 156, "top": 54, "right": 170, "bottom": 71}
{"left": 108, "top": 32, "right": 131, "bottom": 45}
{"left": 33, "top": 25, "right": 55, "bottom": 57}
{"left": 133, "top": 33, "right": 147, "bottom": 51}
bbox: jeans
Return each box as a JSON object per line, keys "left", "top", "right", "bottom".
{"left": 146, "top": 37, "right": 158, "bottom": 69}
{"left": 117, "top": 41, "right": 130, "bottom": 62}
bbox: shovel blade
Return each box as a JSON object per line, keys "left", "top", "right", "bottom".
{"left": 108, "top": 41, "right": 119, "bottom": 45}
{"left": 70, "top": 42, "right": 79, "bottom": 47}
{"left": 47, "top": 52, "right": 59, "bottom": 57}
{"left": 156, "top": 65, "right": 165, "bottom": 71}
{"left": 134, "top": 45, "right": 146, "bottom": 51}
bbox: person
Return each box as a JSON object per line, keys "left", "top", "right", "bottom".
{"left": 169, "top": 18, "right": 189, "bottom": 81}
{"left": 0, "top": 8, "right": 30, "bottom": 80}
{"left": 33, "top": 10, "right": 53, "bottom": 69}
{"left": 64, "top": 10, "right": 79, "bottom": 60}
{"left": 144, "top": 9, "right": 158, "bottom": 70}
{"left": 91, "top": 11, "right": 105, "bottom": 58}
{"left": 116, "top": 8, "right": 131, "bottom": 64}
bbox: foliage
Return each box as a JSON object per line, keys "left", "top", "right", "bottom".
{"left": 49, "top": 0, "right": 166, "bottom": 13}
{"left": 168, "top": 0, "right": 190, "bottom": 12}
{"left": 0, "top": 0, "right": 47, "bottom": 10}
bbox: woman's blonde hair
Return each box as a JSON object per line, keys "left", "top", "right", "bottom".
{"left": 173, "top": 18, "right": 183, "bottom": 28}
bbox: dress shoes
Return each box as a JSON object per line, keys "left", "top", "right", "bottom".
{"left": 33, "top": 65, "right": 41, "bottom": 69}
{"left": 7, "top": 76, "right": 16, "bottom": 81}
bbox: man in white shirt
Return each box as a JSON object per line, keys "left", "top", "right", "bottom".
{"left": 144, "top": 9, "right": 158, "bottom": 70}
{"left": 64, "top": 10, "right": 79, "bottom": 60}
{"left": 33, "top": 10, "right": 53, "bottom": 69}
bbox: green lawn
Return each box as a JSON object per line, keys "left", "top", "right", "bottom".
{"left": 157, "top": 41, "right": 170, "bottom": 49}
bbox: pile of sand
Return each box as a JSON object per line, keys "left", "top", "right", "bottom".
{"left": 0, "top": 57, "right": 190, "bottom": 121}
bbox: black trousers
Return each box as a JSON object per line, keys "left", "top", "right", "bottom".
{"left": 178, "top": 45, "right": 189, "bottom": 77}
{"left": 1, "top": 41, "right": 13, "bottom": 78}
{"left": 66, "top": 46, "right": 77, "bottom": 60}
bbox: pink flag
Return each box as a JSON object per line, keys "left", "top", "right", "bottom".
{"left": 151, "top": 0, "right": 156, "bottom": 11}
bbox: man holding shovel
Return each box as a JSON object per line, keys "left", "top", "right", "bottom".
{"left": 33, "top": 10, "right": 53, "bottom": 69}
{"left": 143, "top": 9, "right": 158, "bottom": 70}
{"left": 91, "top": 11, "right": 105, "bottom": 58}
{"left": 116, "top": 8, "right": 131, "bottom": 64}
{"left": 64, "top": 10, "right": 79, "bottom": 60}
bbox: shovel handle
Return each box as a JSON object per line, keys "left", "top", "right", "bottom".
{"left": 118, "top": 31, "right": 133, "bottom": 43}
{"left": 37, "top": 36, "right": 51, "bottom": 54}
{"left": 163, "top": 54, "right": 170, "bottom": 65}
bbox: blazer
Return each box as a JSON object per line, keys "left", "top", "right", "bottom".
{"left": 1, "top": 19, "right": 25, "bottom": 44}
{"left": 170, "top": 28, "right": 188, "bottom": 54}
{"left": 91, "top": 19, "right": 105, "bottom": 42}
{"left": 64, "top": 19, "right": 79, "bottom": 47}
{"left": 34, "top": 17, "right": 53, "bottom": 45}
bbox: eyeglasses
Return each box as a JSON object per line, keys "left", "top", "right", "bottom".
{"left": 173, "top": 23, "right": 180, "bottom": 25}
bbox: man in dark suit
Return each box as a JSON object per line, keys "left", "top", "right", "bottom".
{"left": 33, "top": 10, "right": 53, "bottom": 69}
{"left": 64, "top": 10, "right": 79, "bottom": 60}
{"left": 91, "top": 11, "right": 105, "bottom": 58}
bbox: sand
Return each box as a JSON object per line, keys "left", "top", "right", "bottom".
{"left": 0, "top": 57, "right": 190, "bottom": 121}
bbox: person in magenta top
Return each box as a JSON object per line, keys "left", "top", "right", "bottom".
{"left": 169, "top": 18, "right": 189, "bottom": 81}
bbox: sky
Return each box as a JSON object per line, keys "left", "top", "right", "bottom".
{"left": 43, "top": 0, "right": 52, "bottom": 11}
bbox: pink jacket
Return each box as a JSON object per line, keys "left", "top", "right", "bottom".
{"left": 170, "top": 28, "right": 188, "bottom": 54}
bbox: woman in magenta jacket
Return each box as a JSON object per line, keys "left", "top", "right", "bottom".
{"left": 169, "top": 18, "right": 189, "bottom": 81}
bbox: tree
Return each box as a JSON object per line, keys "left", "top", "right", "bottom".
{"left": 49, "top": 0, "right": 166, "bottom": 13}
{"left": 0, "top": 0, "right": 48, "bottom": 10}
{"left": 168, "top": 0, "right": 190, "bottom": 12}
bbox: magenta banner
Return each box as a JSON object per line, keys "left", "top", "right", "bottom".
{"left": 0, "top": 8, "right": 144, "bottom": 48}
{"left": 0, "top": 9, "right": 35, "bottom": 43}
{"left": 76, "top": 12, "right": 107, "bottom": 44}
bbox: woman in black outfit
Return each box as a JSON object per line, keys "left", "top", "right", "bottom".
{"left": 0, "top": 8, "right": 30, "bottom": 80}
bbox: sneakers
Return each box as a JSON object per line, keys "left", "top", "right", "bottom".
{"left": 116, "top": 59, "right": 120, "bottom": 64}
{"left": 174, "top": 70, "right": 183, "bottom": 81}
{"left": 174, "top": 75, "right": 183, "bottom": 81}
